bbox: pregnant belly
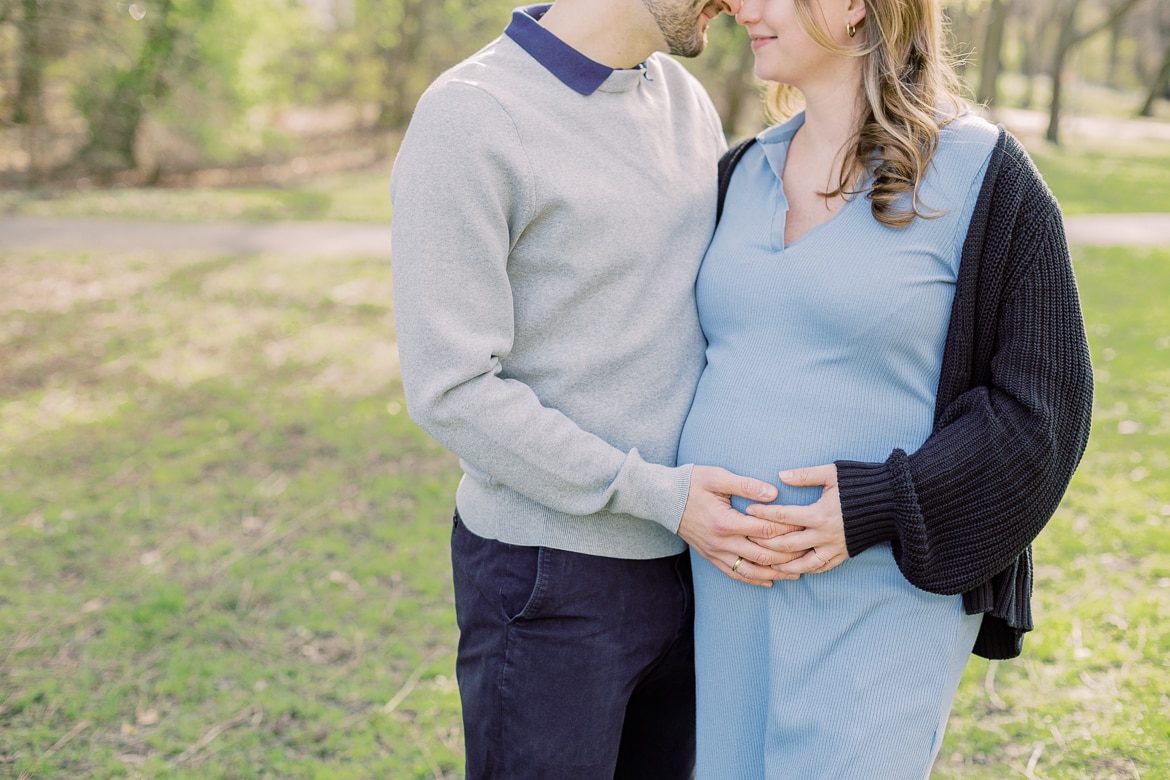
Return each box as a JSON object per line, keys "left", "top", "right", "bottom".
{"left": 678, "top": 368, "right": 933, "bottom": 511}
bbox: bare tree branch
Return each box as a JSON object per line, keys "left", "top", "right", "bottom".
{"left": 1138, "top": 42, "right": 1170, "bottom": 117}
{"left": 1069, "top": 0, "right": 1145, "bottom": 48}
{"left": 1046, "top": 0, "right": 1148, "bottom": 144}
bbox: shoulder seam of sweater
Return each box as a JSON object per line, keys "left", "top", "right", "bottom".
{"left": 994, "top": 143, "right": 1066, "bottom": 300}
{"left": 432, "top": 79, "right": 537, "bottom": 226}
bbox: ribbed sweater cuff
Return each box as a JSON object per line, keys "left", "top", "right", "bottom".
{"left": 665, "top": 463, "right": 694, "bottom": 535}
{"left": 836, "top": 459, "right": 900, "bottom": 556}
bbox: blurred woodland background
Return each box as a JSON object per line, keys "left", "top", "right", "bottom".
{"left": 2, "top": 2, "right": 1169, "bottom": 778}
{"left": 0, "top": 0, "right": 1168, "bottom": 190}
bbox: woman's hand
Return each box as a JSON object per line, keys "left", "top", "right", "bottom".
{"left": 678, "top": 465, "right": 805, "bottom": 586}
{"left": 745, "top": 464, "right": 849, "bottom": 575}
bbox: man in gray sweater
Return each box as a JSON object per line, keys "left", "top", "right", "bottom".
{"left": 390, "top": 1, "right": 790, "bottom": 777}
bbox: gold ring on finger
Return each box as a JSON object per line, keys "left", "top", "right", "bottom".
{"left": 731, "top": 556, "right": 744, "bottom": 573}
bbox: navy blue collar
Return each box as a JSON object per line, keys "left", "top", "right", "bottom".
{"left": 505, "top": 4, "right": 615, "bottom": 96}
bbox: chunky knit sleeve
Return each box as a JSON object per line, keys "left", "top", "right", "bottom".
{"left": 834, "top": 137, "right": 1093, "bottom": 601}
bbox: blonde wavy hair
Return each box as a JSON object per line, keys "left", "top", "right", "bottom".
{"left": 764, "top": 0, "right": 964, "bottom": 228}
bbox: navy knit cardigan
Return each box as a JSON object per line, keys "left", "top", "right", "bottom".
{"left": 717, "top": 128, "right": 1094, "bottom": 660}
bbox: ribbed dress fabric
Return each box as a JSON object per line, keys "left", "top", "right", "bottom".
{"left": 678, "top": 112, "right": 999, "bottom": 779}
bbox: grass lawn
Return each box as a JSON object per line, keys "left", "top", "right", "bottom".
{"left": 0, "top": 248, "right": 464, "bottom": 777}
{"left": 2, "top": 237, "right": 1167, "bottom": 778}
{"left": 934, "top": 245, "right": 1170, "bottom": 779}
{"left": 0, "top": 165, "right": 395, "bottom": 224}
{"left": 1028, "top": 140, "right": 1170, "bottom": 216}
{"left": 2, "top": 122, "right": 1169, "bottom": 777}
{"left": 2, "top": 121, "right": 1169, "bottom": 223}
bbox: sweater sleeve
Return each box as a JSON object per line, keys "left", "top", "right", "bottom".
{"left": 835, "top": 166, "right": 1093, "bottom": 595}
{"left": 389, "top": 82, "right": 692, "bottom": 532}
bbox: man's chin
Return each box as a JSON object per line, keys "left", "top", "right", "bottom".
{"left": 671, "top": 33, "right": 708, "bottom": 58}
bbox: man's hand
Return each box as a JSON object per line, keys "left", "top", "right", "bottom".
{"left": 678, "top": 465, "right": 803, "bottom": 587}
{"left": 745, "top": 464, "right": 848, "bottom": 576}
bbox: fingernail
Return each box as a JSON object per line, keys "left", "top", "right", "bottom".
{"left": 779, "top": 470, "right": 793, "bottom": 480}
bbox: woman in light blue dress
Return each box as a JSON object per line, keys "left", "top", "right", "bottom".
{"left": 677, "top": 0, "right": 1092, "bottom": 777}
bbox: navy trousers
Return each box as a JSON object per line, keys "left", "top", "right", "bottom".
{"left": 451, "top": 512, "right": 696, "bottom": 780}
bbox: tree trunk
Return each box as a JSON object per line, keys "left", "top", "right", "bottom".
{"left": 375, "top": 0, "right": 428, "bottom": 129}
{"left": 944, "top": 6, "right": 977, "bottom": 81}
{"left": 14, "top": 0, "right": 45, "bottom": 182}
{"left": 976, "top": 0, "right": 1010, "bottom": 108}
{"left": 1018, "top": 4, "right": 1046, "bottom": 110}
{"left": 1046, "top": 0, "right": 1081, "bottom": 145}
{"left": 1106, "top": 14, "right": 1125, "bottom": 87}
{"left": 13, "top": 0, "right": 39, "bottom": 125}
{"left": 83, "top": 80, "right": 146, "bottom": 171}
{"left": 1046, "top": 37, "right": 1071, "bottom": 143}
{"left": 1046, "top": 0, "right": 1144, "bottom": 145}
{"left": 80, "top": 0, "right": 181, "bottom": 172}
{"left": 1138, "top": 42, "right": 1170, "bottom": 117}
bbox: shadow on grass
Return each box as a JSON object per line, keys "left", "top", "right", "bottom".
{"left": 2, "top": 242, "right": 1168, "bottom": 778}
{"left": 0, "top": 247, "right": 463, "bottom": 778}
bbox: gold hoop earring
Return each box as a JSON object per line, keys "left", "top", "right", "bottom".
{"left": 847, "top": 23, "right": 857, "bottom": 38}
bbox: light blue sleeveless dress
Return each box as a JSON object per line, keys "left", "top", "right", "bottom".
{"left": 677, "top": 111, "right": 999, "bottom": 779}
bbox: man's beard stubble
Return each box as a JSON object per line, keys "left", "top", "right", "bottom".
{"left": 642, "top": 0, "right": 718, "bottom": 58}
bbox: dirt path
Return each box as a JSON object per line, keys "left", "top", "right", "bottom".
{"left": 1062, "top": 213, "right": 1170, "bottom": 247}
{"left": 993, "top": 107, "right": 1170, "bottom": 143}
{"left": 0, "top": 216, "right": 396, "bottom": 258}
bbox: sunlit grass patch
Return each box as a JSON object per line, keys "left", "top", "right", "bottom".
{"left": 0, "top": 165, "right": 395, "bottom": 224}
{"left": 0, "top": 248, "right": 401, "bottom": 453}
{"left": 3, "top": 240, "right": 1168, "bottom": 776}
{"left": 937, "top": 245, "right": 1170, "bottom": 779}
{"left": 0, "top": 249, "right": 206, "bottom": 315}
{"left": 2, "top": 184, "right": 329, "bottom": 223}
{"left": 0, "top": 246, "right": 460, "bottom": 777}
{"left": 200, "top": 253, "right": 393, "bottom": 309}
{"left": 1030, "top": 140, "right": 1170, "bottom": 216}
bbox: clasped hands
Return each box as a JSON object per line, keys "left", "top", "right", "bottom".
{"left": 678, "top": 464, "right": 848, "bottom": 587}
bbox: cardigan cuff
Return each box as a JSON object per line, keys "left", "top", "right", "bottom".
{"left": 971, "top": 615, "right": 1026, "bottom": 660}
{"left": 836, "top": 459, "right": 900, "bottom": 557}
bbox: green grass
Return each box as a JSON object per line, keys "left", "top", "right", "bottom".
{"left": 935, "top": 245, "right": 1170, "bottom": 779}
{"left": 0, "top": 165, "right": 395, "bottom": 223}
{"left": 994, "top": 73, "right": 1170, "bottom": 125}
{"left": 2, "top": 241, "right": 1168, "bottom": 778}
{"left": 1030, "top": 141, "right": 1170, "bottom": 215}
{"left": 0, "top": 247, "right": 464, "bottom": 778}
{"left": 2, "top": 111, "right": 1167, "bottom": 224}
{"left": 1, "top": 143, "right": 1169, "bottom": 776}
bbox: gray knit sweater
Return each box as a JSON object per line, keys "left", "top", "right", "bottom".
{"left": 389, "top": 25, "right": 726, "bottom": 558}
